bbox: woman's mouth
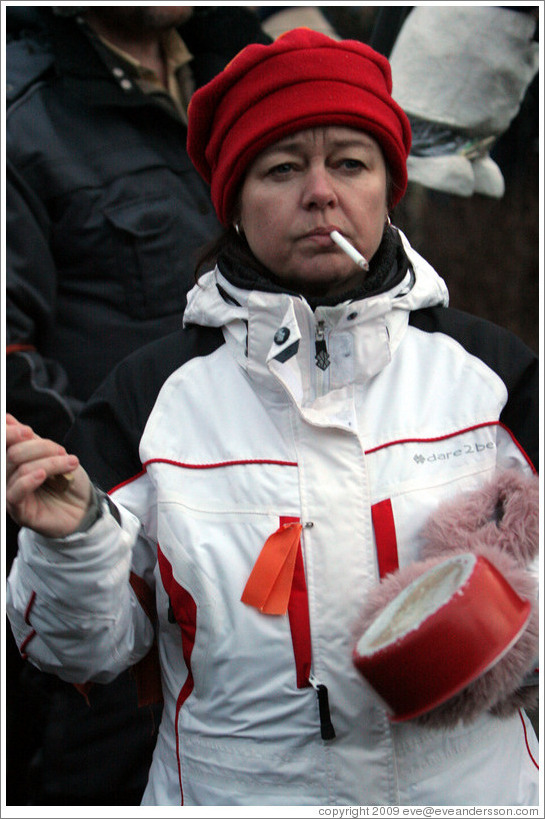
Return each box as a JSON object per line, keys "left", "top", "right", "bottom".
{"left": 301, "top": 228, "right": 341, "bottom": 247}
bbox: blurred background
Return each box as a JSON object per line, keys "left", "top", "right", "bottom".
{"left": 265, "top": 5, "right": 540, "bottom": 354}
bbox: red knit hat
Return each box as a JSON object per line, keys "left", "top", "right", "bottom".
{"left": 187, "top": 28, "right": 412, "bottom": 226}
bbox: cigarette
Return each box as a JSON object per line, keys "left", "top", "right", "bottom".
{"left": 330, "top": 230, "right": 369, "bottom": 271}
{"left": 46, "top": 471, "right": 75, "bottom": 493}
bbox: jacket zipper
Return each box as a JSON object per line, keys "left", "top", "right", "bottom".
{"left": 308, "top": 672, "right": 336, "bottom": 741}
{"left": 314, "top": 320, "right": 331, "bottom": 396}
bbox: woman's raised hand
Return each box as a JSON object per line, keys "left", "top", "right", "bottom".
{"left": 6, "top": 414, "right": 93, "bottom": 539}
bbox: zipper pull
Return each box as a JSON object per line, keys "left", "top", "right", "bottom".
{"left": 315, "top": 321, "right": 330, "bottom": 371}
{"left": 309, "top": 673, "right": 336, "bottom": 740}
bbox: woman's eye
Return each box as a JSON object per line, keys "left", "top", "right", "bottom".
{"left": 268, "top": 162, "right": 296, "bottom": 177}
{"left": 339, "top": 158, "right": 365, "bottom": 171}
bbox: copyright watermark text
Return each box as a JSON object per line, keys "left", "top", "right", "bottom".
{"left": 318, "top": 808, "right": 540, "bottom": 818}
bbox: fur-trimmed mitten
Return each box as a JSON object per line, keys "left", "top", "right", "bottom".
{"left": 353, "top": 470, "right": 539, "bottom": 727}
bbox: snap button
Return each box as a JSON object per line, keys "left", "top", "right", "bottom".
{"left": 347, "top": 312, "right": 358, "bottom": 321}
{"left": 120, "top": 78, "right": 133, "bottom": 91}
{"left": 113, "top": 67, "right": 125, "bottom": 78}
{"left": 274, "top": 327, "right": 290, "bottom": 345}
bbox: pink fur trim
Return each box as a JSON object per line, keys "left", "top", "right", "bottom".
{"left": 421, "top": 469, "right": 539, "bottom": 567}
{"left": 353, "top": 470, "right": 539, "bottom": 727}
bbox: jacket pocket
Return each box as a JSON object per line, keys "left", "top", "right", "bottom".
{"left": 104, "top": 195, "right": 186, "bottom": 319}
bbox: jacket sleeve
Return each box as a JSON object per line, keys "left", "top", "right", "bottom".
{"left": 6, "top": 158, "right": 83, "bottom": 441}
{"left": 5, "top": 336, "right": 170, "bottom": 684}
{"left": 498, "top": 345, "right": 538, "bottom": 473}
{"left": 6, "top": 493, "right": 156, "bottom": 684}
{"left": 6, "top": 327, "right": 219, "bottom": 684}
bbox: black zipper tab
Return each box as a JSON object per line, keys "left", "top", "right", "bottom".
{"left": 315, "top": 321, "right": 330, "bottom": 371}
{"left": 316, "top": 683, "right": 336, "bottom": 740}
{"left": 309, "top": 673, "right": 336, "bottom": 740}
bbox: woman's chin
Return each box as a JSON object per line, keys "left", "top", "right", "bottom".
{"left": 276, "top": 260, "right": 365, "bottom": 298}
{"left": 296, "top": 271, "right": 365, "bottom": 298}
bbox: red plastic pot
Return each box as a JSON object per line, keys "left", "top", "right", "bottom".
{"left": 353, "top": 553, "right": 531, "bottom": 721}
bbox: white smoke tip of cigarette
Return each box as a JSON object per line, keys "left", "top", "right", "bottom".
{"left": 330, "top": 230, "right": 369, "bottom": 271}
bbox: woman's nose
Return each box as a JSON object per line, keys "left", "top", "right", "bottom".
{"left": 301, "top": 166, "right": 338, "bottom": 210}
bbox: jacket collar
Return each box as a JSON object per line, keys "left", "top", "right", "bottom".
{"left": 184, "top": 229, "right": 448, "bottom": 427}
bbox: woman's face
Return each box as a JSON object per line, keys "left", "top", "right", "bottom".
{"left": 239, "top": 126, "right": 389, "bottom": 297}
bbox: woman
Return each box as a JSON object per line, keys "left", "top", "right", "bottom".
{"left": 6, "top": 29, "right": 538, "bottom": 806}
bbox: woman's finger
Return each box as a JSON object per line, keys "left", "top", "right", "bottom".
{"left": 6, "top": 438, "right": 66, "bottom": 486}
{"left": 7, "top": 454, "right": 79, "bottom": 503}
{"left": 8, "top": 436, "right": 68, "bottom": 468}
{"left": 6, "top": 466, "right": 49, "bottom": 509}
{"left": 5, "top": 420, "right": 34, "bottom": 448}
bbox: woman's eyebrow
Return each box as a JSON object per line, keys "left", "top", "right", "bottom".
{"left": 260, "top": 141, "right": 305, "bottom": 157}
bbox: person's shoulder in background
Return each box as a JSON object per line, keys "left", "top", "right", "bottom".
{"left": 6, "top": 7, "right": 54, "bottom": 108}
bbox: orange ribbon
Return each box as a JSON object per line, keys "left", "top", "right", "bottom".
{"left": 241, "top": 522, "right": 303, "bottom": 615}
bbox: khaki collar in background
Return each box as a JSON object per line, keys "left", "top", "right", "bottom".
{"left": 96, "top": 27, "right": 194, "bottom": 122}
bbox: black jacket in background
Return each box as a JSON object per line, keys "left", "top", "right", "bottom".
{"left": 6, "top": 6, "right": 270, "bottom": 442}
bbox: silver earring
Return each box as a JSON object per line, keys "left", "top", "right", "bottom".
{"left": 234, "top": 222, "right": 242, "bottom": 236}
{"left": 385, "top": 214, "right": 391, "bottom": 226}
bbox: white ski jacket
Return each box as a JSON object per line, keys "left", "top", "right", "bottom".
{"left": 7, "top": 232, "right": 539, "bottom": 806}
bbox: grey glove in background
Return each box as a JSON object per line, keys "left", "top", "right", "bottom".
{"left": 390, "top": 6, "right": 539, "bottom": 197}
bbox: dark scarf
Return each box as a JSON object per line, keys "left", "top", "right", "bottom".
{"left": 217, "top": 225, "right": 410, "bottom": 311}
